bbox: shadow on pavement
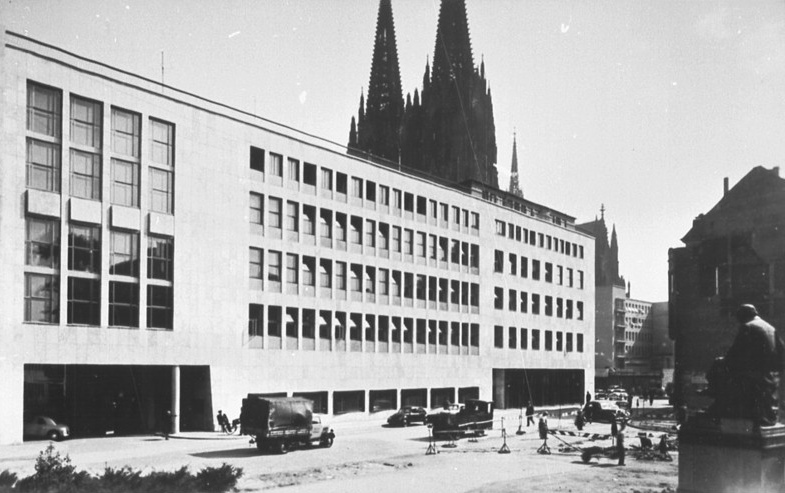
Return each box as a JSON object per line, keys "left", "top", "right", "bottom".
{"left": 191, "top": 448, "right": 260, "bottom": 459}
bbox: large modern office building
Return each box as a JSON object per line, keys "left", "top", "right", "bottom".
{"left": 0, "top": 30, "right": 595, "bottom": 444}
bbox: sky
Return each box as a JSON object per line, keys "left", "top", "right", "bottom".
{"left": 3, "top": 0, "right": 785, "bottom": 301}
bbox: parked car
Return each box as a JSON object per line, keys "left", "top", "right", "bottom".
{"left": 24, "top": 416, "right": 70, "bottom": 441}
{"left": 386, "top": 406, "right": 428, "bottom": 427}
{"left": 594, "top": 389, "right": 608, "bottom": 400}
{"left": 583, "top": 400, "right": 629, "bottom": 424}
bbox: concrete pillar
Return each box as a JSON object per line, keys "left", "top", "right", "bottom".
{"left": 364, "top": 390, "right": 369, "bottom": 415}
{"left": 171, "top": 366, "right": 180, "bottom": 434}
{"left": 396, "top": 388, "right": 402, "bottom": 409}
{"left": 327, "top": 391, "right": 334, "bottom": 416}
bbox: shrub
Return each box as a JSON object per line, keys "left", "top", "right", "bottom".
{"left": 15, "top": 444, "right": 90, "bottom": 493}
{"left": 195, "top": 463, "right": 243, "bottom": 493}
{"left": 0, "top": 470, "right": 18, "bottom": 493}
{"left": 138, "top": 466, "right": 196, "bottom": 493}
{"left": 94, "top": 466, "right": 143, "bottom": 492}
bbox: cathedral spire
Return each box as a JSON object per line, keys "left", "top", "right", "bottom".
{"left": 431, "top": 0, "right": 474, "bottom": 85}
{"left": 508, "top": 130, "right": 522, "bottom": 197}
{"left": 348, "top": 0, "right": 404, "bottom": 162}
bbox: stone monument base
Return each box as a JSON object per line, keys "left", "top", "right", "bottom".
{"left": 679, "top": 415, "right": 785, "bottom": 493}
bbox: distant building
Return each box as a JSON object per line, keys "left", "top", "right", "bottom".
{"left": 508, "top": 133, "right": 523, "bottom": 198}
{"left": 578, "top": 211, "right": 670, "bottom": 392}
{"left": 348, "top": 0, "right": 498, "bottom": 188}
{"left": 669, "top": 166, "right": 785, "bottom": 414}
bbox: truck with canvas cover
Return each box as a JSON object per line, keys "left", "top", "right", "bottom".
{"left": 429, "top": 399, "right": 494, "bottom": 438}
{"left": 240, "top": 395, "right": 335, "bottom": 454}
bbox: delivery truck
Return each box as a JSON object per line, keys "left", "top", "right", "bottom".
{"left": 240, "top": 395, "right": 335, "bottom": 454}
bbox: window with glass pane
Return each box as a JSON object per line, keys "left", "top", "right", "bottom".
{"left": 27, "top": 139, "right": 61, "bottom": 192}
{"left": 109, "top": 281, "right": 139, "bottom": 327}
{"left": 68, "top": 224, "right": 100, "bottom": 273}
{"left": 403, "top": 229, "right": 413, "bottom": 255}
{"left": 110, "top": 230, "right": 139, "bottom": 276}
{"left": 287, "top": 158, "right": 299, "bottom": 181}
{"left": 303, "top": 205, "right": 315, "bottom": 235}
{"left": 321, "top": 168, "right": 332, "bottom": 190}
{"left": 249, "top": 247, "right": 263, "bottom": 279}
{"left": 111, "top": 108, "right": 140, "bottom": 158}
{"left": 70, "top": 97, "right": 102, "bottom": 148}
{"left": 379, "top": 269, "right": 389, "bottom": 295}
{"left": 379, "top": 185, "right": 389, "bottom": 205}
{"left": 150, "top": 119, "right": 174, "bottom": 166}
{"left": 147, "top": 236, "right": 173, "bottom": 281}
{"left": 268, "top": 250, "right": 282, "bottom": 282}
{"left": 335, "top": 261, "right": 346, "bottom": 290}
{"left": 149, "top": 167, "right": 173, "bottom": 214}
{"left": 26, "top": 218, "right": 60, "bottom": 268}
{"left": 111, "top": 159, "right": 139, "bottom": 207}
{"left": 302, "top": 256, "right": 315, "bottom": 287}
{"left": 70, "top": 150, "right": 101, "bottom": 200}
{"left": 147, "top": 284, "right": 173, "bottom": 329}
{"left": 250, "top": 193, "right": 263, "bottom": 225}
{"left": 285, "top": 201, "right": 298, "bottom": 232}
{"left": 268, "top": 197, "right": 282, "bottom": 228}
{"left": 269, "top": 153, "right": 283, "bottom": 177}
{"left": 67, "top": 277, "right": 100, "bottom": 325}
{"left": 25, "top": 273, "right": 59, "bottom": 323}
{"left": 286, "top": 254, "right": 298, "bottom": 285}
{"left": 319, "top": 259, "right": 331, "bottom": 288}
{"left": 27, "top": 83, "right": 61, "bottom": 137}
{"left": 364, "top": 220, "right": 375, "bottom": 247}
{"left": 249, "top": 304, "right": 264, "bottom": 337}
{"left": 351, "top": 177, "right": 362, "bottom": 198}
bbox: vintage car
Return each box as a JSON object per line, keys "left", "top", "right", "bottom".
{"left": 24, "top": 416, "right": 70, "bottom": 441}
{"left": 386, "top": 406, "right": 428, "bottom": 427}
{"left": 583, "top": 400, "right": 629, "bottom": 424}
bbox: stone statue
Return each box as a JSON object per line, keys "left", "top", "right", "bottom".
{"left": 706, "top": 304, "right": 784, "bottom": 426}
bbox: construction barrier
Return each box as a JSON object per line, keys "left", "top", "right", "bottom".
{"left": 549, "top": 429, "right": 611, "bottom": 440}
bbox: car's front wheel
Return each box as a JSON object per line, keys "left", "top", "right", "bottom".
{"left": 47, "top": 430, "right": 61, "bottom": 441}
{"left": 320, "top": 435, "right": 334, "bottom": 448}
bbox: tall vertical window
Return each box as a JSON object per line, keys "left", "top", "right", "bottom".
{"left": 149, "top": 168, "right": 173, "bottom": 214}
{"left": 249, "top": 247, "right": 264, "bottom": 279}
{"left": 68, "top": 224, "right": 100, "bottom": 273}
{"left": 67, "top": 277, "right": 100, "bottom": 325}
{"left": 147, "top": 236, "right": 173, "bottom": 281}
{"left": 149, "top": 118, "right": 175, "bottom": 214}
{"left": 269, "top": 153, "right": 283, "bottom": 177}
{"left": 111, "top": 108, "right": 140, "bottom": 207}
{"left": 285, "top": 201, "right": 299, "bottom": 232}
{"left": 147, "top": 285, "right": 173, "bottom": 329}
{"left": 70, "top": 96, "right": 102, "bottom": 200}
{"left": 351, "top": 177, "right": 363, "bottom": 199}
{"left": 335, "top": 261, "right": 347, "bottom": 290}
{"left": 267, "top": 250, "right": 282, "bottom": 282}
{"left": 110, "top": 230, "right": 139, "bottom": 276}
{"left": 26, "top": 217, "right": 60, "bottom": 268}
{"left": 250, "top": 146, "right": 264, "bottom": 172}
{"left": 268, "top": 197, "right": 282, "bottom": 228}
{"left": 321, "top": 167, "right": 332, "bottom": 190}
{"left": 287, "top": 158, "right": 299, "bottom": 182}
{"left": 286, "top": 253, "right": 298, "bottom": 286}
{"left": 27, "top": 82, "right": 62, "bottom": 192}
{"left": 379, "top": 185, "right": 389, "bottom": 206}
{"left": 250, "top": 193, "right": 264, "bottom": 225}
{"left": 25, "top": 273, "right": 59, "bottom": 323}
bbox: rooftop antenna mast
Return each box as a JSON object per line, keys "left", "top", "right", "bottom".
{"left": 160, "top": 51, "right": 165, "bottom": 92}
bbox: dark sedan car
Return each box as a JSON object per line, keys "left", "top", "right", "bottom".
{"left": 583, "top": 400, "right": 629, "bottom": 424}
{"left": 386, "top": 406, "right": 428, "bottom": 427}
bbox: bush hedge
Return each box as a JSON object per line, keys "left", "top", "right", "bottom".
{"left": 2, "top": 445, "right": 243, "bottom": 493}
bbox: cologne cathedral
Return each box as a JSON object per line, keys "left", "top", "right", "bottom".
{"left": 348, "top": 0, "right": 499, "bottom": 188}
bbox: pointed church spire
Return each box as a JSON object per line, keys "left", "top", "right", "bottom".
{"left": 508, "top": 130, "right": 523, "bottom": 197}
{"left": 431, "top": 0, "right": 474, "bottom": 85}
{"left": 348, "top": 0, "right": 404, "bottom": 163}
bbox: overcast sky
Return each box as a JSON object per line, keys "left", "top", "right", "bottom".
{"left": 4, "top": 0, "right": 784, "bottom": 301}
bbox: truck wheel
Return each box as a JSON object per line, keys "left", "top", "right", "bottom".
{"left": 320, "top": 436, "right": 334, "bottom": 448}
{"left": 256, "top": 440, "right": 266, "bottom": 452}
{"left": 277, "top": 442, "right": 289, "bottom": 454}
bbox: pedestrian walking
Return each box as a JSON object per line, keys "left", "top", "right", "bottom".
{"left": 163, "top": 409, "right": 172, "bottom": 440}
{"left": 526, "top": 401, "right": 535, "bottom": 426}
{"left": 649, "top": 394, "right": 654, "bottom": 406}
{"left": 585, "top": 391, "right": 591, "bottom": 405}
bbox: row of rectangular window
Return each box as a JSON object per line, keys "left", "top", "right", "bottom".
{"left": 249, "top": 248, "right": 481, "bottom": 307}
{"left": 494, "top": 325, "right": 585, "bottom": 353}
{"left": 493, "top": 287, "right": 585, "bottom": 320}
{"left": 24, "top": 273, "right": 172, "bottom": 329}
{"left": 26, "top": 82, "right": 175, "bottom": 214}
{"left": 251, "top": 193, "right": 481, "bottom": 268}
{"left": 249, "top": 146, "right": 480, "bottom": 230}
{"left": 248, "top": 304, "right": 480, "bottom": 352}
{"left": 494, "top": 249, "right": 585, "bottom": 289}
{"left": 495, "top": 220, "right": 584, "bottom": 259}
{"left": 24, "top": 216, "right": 173, "bottom": 328}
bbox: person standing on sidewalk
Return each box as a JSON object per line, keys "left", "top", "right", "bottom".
{"left": 615, "top": 418, "right": 626, "bottom": 466}
{"left": 526, "top": 401, "right": 535, "bottom": 426}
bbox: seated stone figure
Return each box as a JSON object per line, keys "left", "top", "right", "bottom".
{"left": 707, "top": 304, "right": 784, "bottom": 426}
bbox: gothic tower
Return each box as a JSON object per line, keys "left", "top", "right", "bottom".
{"left": 508, "top": 131, "right": 522, "bottom": 197}
{"left": 348, "top": 0, "right": 404, "bottom": 164}
{"left": 350, "top": 0, "right": 499, "bottom": 188}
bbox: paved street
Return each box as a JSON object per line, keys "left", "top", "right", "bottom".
{"left": 0, "top": 405, "right": 677, "bottom": 492}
